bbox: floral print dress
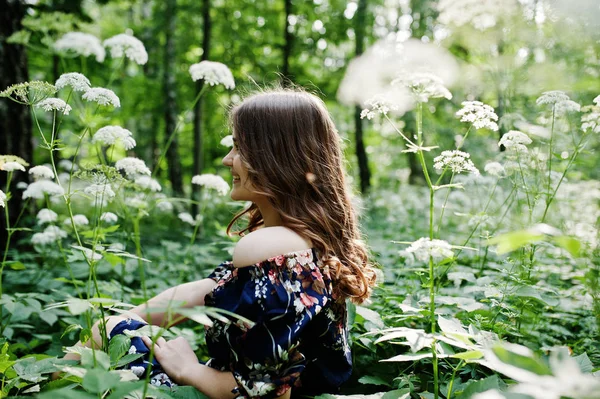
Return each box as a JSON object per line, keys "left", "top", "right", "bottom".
{"left": 204, "top": 248, "right": 352, "bottom": 398}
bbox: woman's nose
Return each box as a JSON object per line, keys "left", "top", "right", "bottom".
{"left": 222, "top": 150, "right": 233, "bottom": 166}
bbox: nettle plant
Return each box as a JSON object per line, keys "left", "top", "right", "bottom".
{"left": 0, "top": 31, "right": 237, "bottom": 398}
{"left": 356, "top": 74, "right": 600, "bottom": 399}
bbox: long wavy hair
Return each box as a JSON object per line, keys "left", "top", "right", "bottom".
{"left": 226, "top": 89, "right": 377, "bottom": 303}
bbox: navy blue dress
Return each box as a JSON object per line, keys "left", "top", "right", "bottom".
{"left": 111, "top": 248, "right": 352, "bottom": 398}
{"left": 203, "top": 248, "right": 352, "bottom": 398}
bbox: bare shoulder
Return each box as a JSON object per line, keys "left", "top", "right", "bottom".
{"left": 232, "top": 227, "right": 313, "bottom": 267}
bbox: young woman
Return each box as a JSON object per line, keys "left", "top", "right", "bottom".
{"left": 70, "top": 90, "right": 377, "bottom": 399}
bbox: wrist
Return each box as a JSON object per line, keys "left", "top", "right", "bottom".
{"left": 179, "top": 362, "right": 204, "bottom": 386}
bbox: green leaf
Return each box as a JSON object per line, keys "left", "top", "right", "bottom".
{"left": 489, "top": 230, "right": 543, "bottom": 254}
{"left": 36, "top": 387, "right": 97, "bottom": 399}
{"left": 451, "top": 350, "right": 484, "bottom": 360}
{"left": 79, "top": 328, "right": 92, "bottom": 345}
{"left": 169, "top": 385, "right": 212, "bottom": 399}
{"left": 456, "top": 375, "right": 506, "bottom": 398}
{"left": 67, "top": 298, "right": 91, "bottom": 315}
{"left": 553, "top": 235, "right": 581, "bottom": 257}
{"left": 512, "top": 285, "right": 559, "bottom": 307}
{"left": 114, "top": 353, "right": 144, "bottom": 368}
{"left": 108, "top": 334, "right": 131, "bottom": 363}
{"left": 61, "top": 324, "right": 83, "bottom": 339}
{"left": 355, "top": 306, "right": 384, "bottom": 329}
{"left": 573, "top": 352, "right": 594, "bottom": 373}
{"left": 7, "top": 261, "right": 26, "bottom": 270}
{"left": 80, "top": 349, "right": 110, "bottom": 371}
{"left": 81, "top": 369, "right": 120, "bottom": 394}
{"left": 358, "top": 375, "right": 392, "bottom": 387}
{"left": 105, "top": 381, "right": 147, "bottom": 399}
{"left": 492, "top": 345, "right": 552, "bottom": 376}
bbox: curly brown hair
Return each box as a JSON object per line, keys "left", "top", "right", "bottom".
{"left": 226, "top": 89, "right": 377, "bottom": 303}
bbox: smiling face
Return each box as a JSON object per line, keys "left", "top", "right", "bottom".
{"left": 222, "top": 132, "right": 259, "bottom": 202}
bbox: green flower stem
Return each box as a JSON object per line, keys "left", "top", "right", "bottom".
{"left": 132, "top": 217, "right": 148, "bottom": 301}
{"left": 415, "top": 102, "right": 439, "bottom": 399}
{"left": 547, "top": 106, "right": 556, "bottom": 200}
{"left": 153, "top": 85, "right": 208, "bottom": 177}
{"left": 446, "top": 360, "right": 464, "bottom": 399}
{"left": 435, "top": 174, "right": 455, "bottom": 236}
{"left": 0, "top": 172, "right": 14, "bottom": 300}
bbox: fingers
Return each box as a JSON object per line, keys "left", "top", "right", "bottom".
{"left": 141, "top": 335, "right": 169, "bottom": 349}
{"left": 157, "top": 337, "right": 167, "bottom": 346}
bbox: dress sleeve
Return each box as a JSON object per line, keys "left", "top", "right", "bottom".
{"left": 229, "top": 249, "right": 332, "bottom": 398}
{"left": 206, "top": 261, "right": 234, "bottom": 283}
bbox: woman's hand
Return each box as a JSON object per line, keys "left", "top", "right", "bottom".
{"left": 141, "top": 335, "right": 199, "bottom": 384}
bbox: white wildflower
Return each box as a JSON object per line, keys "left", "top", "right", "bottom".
{"left": 32, "top": 225, "right": 67, "bottom": 245}
{"left": 1, "top": 162, "right": 26, "bottom": 172}
{"left": 103, "top": 33, "right": 148, "bottom": 65}
{"left": 134, "top": 176, "right": 161, "bottom": 192}
{"left": 23, "top": 180, "right": 65, "bottom": 199}
{"left": 189, "top": 61, "right": 235, "bottom": 89}
{"left": 437, "top": 0, "right": 517, "bottom": 31}
{"left": 115, "top": 157, "right": 151, "bottom": 177}
{"left": 55, "top": 72, "right": 92, "bottom": 92}
{"left": 560, "top": 151, "right": 569, "bottom": 160}
{"left": 536, "top": 91, "right": 571, "bottom": 106}
{"left": 433, "top": 150, "right": 479, "bottom": 175}
{"left": 100, "top": 212, "right": 118, "bottom": 224}
{"left": 554, "top": 100, "right": 581, "bottom": 115}
{"left": 82, "top": 87, "right": 121, "bottom": 107}
{"left": 484, "top": 162, "right": 505, "bottom": 177}
{"left": 391, "top": 71, "right": 452, "bottom": 103}
{"left": 594, "top": 95, "right": 600, "bottom": 106}
{"left": 36, "top": 208, "right": 58, "bottom": 224}
{"left": 92, "top": 126, "right": 136, "bottom": 150}
{"left": 178, "top": 212, "right": 199, "bottom": 226}
{"left": 54, "top": 32, "right": 106, "bottom": 62}
{"left": 29, "top": 165, "right": 55, "bottom": 180}
{"left": 360, "top": 95, "right": 399, "bottom": 120}
{"left": 16, "top": 182, "right": 28, "bottom": 189}
{"left": 405, "top": 237, "right": 455, "bottom": 262}
{"left": 0, "top": 190, "right": 6, "bottom": 208}
{"left": 191, "top": 174, "right": 230, "bottom": 195}
{"left": 125, "top": 195, "right": 148, "bottom": 209}
{"left": 84, "top": 183, "right": 116, "bottom": 200}
{"left": 156, "top": 199, "right": 173, "bottom": 212}
{"left": 36, "top": 98, "right": 72, "bottom": 115}
{"left": 64, "top": 214, "right": 89, "bottom": 227}
{"left": 455, "top": 101, "right": 499, "bottom": 131}
{"left": 220, "top": 135, "right": 234, "bottom": 147}
{"left": 498, "top": 130, "right": 532, "bottom": 153}
{"left": 58, "top": 159, "right": 75, "bottom": 171}
{"left": 581, "top": 105, "right": 600, "bottom": 133}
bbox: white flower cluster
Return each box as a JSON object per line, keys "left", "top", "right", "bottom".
{"left": 103, "top": 33, "right": 148, "bottom": 65}
{"left": 554, "top": 100, "right": 581, "bottom": 115}
{"left": 32, "top": 225, "right": 67, "bottom": 245}
{"left": 82, "top": 88, "right": 121, "bottom": 108}
{"left": 58, "top": 159, "right": 74, "bottom": 171}
{"left": 189, "top": 61, "right": 235, "bottom": 89}
{"left": 64, "top": 214, "right": 89, "bottom": 227}
{"left": 1, "top": 162, "right": 26, "bottom": 172}
{"left": 134, "top": 176, "right": 162, "bottom": 192}
{"left": 115, "top": 157, "right": 151, "bottom": 177}
{"left": 433, "top": 150, "right": 479, "bottom": 175}
{"left": 84, "top": 183, "right": 116, "bottom": 200}
{"left": 29, "top": 165, "right": 55, "bottom": 180}
{"left": 191, "top": 174, "right": 230, "bottom": 195}
{"left": 392, "top": 71, "right": 452, "bottom": 103}
{"left": 581, "top": 105, "right": 600, "bottom": 133}
{"left": 499, "top": 130, "right": 532, "bottom": 153}
{"left": 100, "top": 212, "right": 118, "bottom": 224}
{"left": 536, "top": 91, "right": 571, "bottom": 106}
{"left": 405, "top": 237, "right": 455, "bottom": 262}
{"left": 360, "top": 95, "right": 400, "bottom": 120}
{"left": 92, "top": 126, "right": 136, "bottom": 150}
{"left": 155, "top": 196, "right": 173, "bottom": 212}
{"left": 36, "top": 98, "right": 72, "bottom": 115}
{"left": 55, "top": 72, "right": 91, "bottom": 92}
{"left": 484, "top": 162, "right": 505, "bottom": 177}
{"left": 125, "top": 195, "right": 148, "bottom": 209}
{"left": 54, "top": 32, "right": 106, "bottom": 62}
{"left": 178, "top": 212, "right": 201, "bottom": 226}
{"left": 36, "top": 208, "right": 58, "bottom": 224}
{"left": 0, "top": 190, "right": 6, "bottom": 208}
{"left": 220, "top": 135, "right": 234, "bottom": 147}
{"left": 23, "top": 180, "right": 65, "bottom": 199}
{"left": 455, "top": 101, "right": 498, "bottom": 131}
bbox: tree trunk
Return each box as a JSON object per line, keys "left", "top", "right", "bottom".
{"left": 141, "top": 1, "right": 160, "bottom": 169}
{"left": 0, "top": 0, "right": 33, "bottom": 246}
{"left": 163, "top": 0, "right": 183, "bottom": 195}
{"left": 191, "top": 0, "right": 211, "bottom": 215}
{"left": 281, "top": 0, "right": 293, "bottom": 85}
{"left": 354, "top": 0, "right": 371, "bottom": 193}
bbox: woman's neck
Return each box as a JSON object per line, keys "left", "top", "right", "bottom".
{"left": 255, "top": 198, "right": 283, "bottom": 227}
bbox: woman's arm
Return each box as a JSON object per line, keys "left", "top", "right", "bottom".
{"left": 131, "top": 278, "right": 217, "bottom": 327}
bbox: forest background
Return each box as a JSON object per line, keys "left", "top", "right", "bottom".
{"left": 1, "top": 0, "right": 600, "bottom": 398}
